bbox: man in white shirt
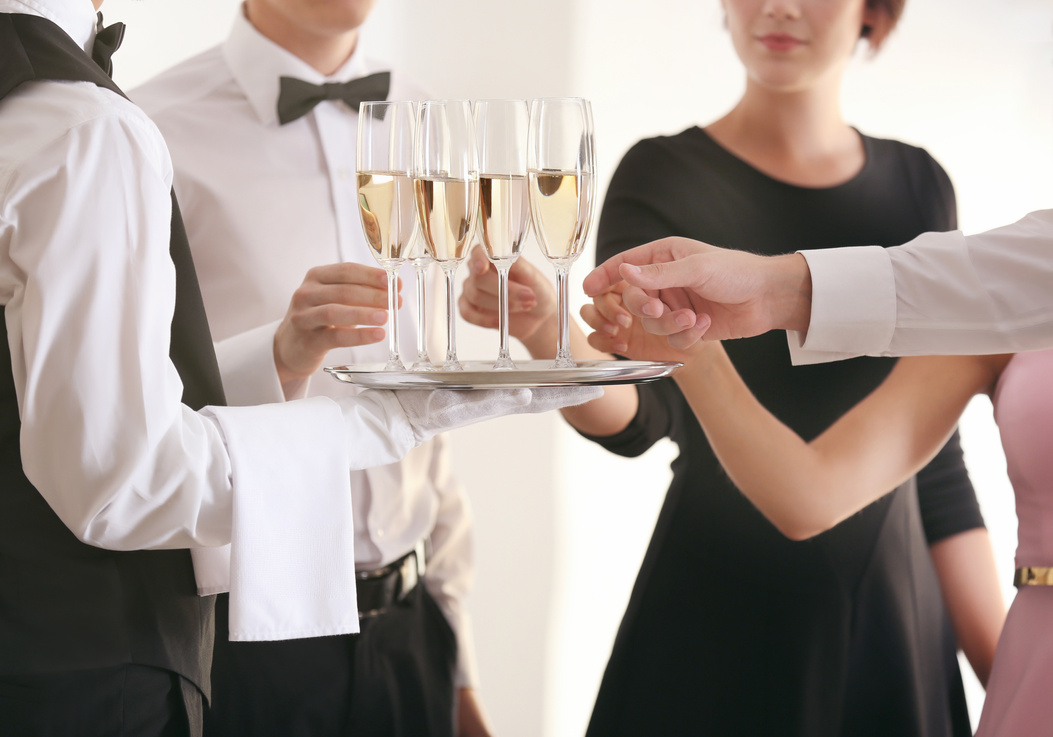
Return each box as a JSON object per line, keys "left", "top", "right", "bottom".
{"left": 133, "top": 1, "right": 493, "bottom": 735}
{"left": 0, "top": 1, "right": 594, "bottom": 734}
{"left": 582, "top": 209, "right": 1053, "bottom": 361}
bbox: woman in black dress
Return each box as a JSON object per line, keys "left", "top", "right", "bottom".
{"left": 459, "top": 1, "right": 1005, "bottom": 734}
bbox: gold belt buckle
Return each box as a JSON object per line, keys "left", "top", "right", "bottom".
{"left": 1014, "top": 566, "right": 1053, "bottom": 587}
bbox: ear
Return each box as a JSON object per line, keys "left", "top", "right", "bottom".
{"left": 861, "top": 3, "right": 895, "bottom": 52}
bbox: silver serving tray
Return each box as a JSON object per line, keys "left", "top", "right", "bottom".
{"left": 324, "top": 359, "right": 681, "bottom": 389}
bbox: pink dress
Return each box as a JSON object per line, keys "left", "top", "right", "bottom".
{"left": 976, "top": 348, "right": 1053, "bottom": 736}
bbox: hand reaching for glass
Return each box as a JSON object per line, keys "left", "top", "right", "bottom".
{"left": 458, "top": 246, "right": 556, "bottom": 351}
{"left": 273, "top": 262, "right": 398, "bottom": 385}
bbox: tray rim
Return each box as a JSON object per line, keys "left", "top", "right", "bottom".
{"left": 323, "top": 359, "right": 682, "bottom": 389}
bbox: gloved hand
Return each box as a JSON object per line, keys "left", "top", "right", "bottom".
{"left": 395, "top": 385, "right": 605, "bottom": 444}
{"left": 336, "top": 386, "right": 604, "bottom": 471}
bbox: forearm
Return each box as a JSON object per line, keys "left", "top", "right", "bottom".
{"left": 929, "top": 528, "right": 1006, "bottom": 687}
{"left": 796, "top": 210, "right": 1053, "bottom": 359}
{"left": 674, "top": 344, "right": 849, "bottom": 539}
{"left": 674, "top": 349, "right": 988, "bottom": 539}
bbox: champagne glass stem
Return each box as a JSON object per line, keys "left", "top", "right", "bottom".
{"left": 412, "top": 260, "right": 432, "bottom": 369}
{"left": 385, "top": 266, "right": 404, "bottom": 371}
{"left": 494, "top": 264, "right": 515, "bottom": 370}
{"left": 553, "top": 263, "right": 575, "bottom": 368}
{"left": 441, "top": 262, "right": 462, "bottom": 370}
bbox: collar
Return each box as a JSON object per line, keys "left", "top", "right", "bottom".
{"left": 0, "top": 0, "right": 98, "bottom": 54}
{"left": 221, "top": 5, "right": 371, "bottom": 127}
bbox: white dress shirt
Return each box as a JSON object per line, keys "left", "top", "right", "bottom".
{"left": 0, "top": 0, "right": 431, "bottom": 643}
{"left": 789, "top": 209, "right": 1053, "bottom": 363}
{"left": 133, "top": 10, "right": 478, "bottom": 685}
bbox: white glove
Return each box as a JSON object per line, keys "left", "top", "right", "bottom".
{"left": 395, "top": 385, "right": 605, "bottom": 444}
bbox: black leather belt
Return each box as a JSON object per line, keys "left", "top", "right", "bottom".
{"left": 356, "top": 546, "right": 423, "bottom": 618}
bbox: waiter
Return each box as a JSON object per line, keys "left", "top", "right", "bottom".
{"left": 0, "top": 1, "right": 595, "bottom": 733}
{"left": 134, "top": 0, "right": 492, "bottom": 734}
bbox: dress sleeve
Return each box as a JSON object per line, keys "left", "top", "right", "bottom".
{"left": 915, "top": 429, "right": 985, "bottom": 545}
{"left": 582, "top": 139, "right": 688, "bottom": 454}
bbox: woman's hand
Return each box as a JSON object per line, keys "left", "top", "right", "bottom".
{"left": 458, "top": 246, "right": 557, "bottom": 355}
{"left": 581, "top": 280, "right": 697, "bottom": 364}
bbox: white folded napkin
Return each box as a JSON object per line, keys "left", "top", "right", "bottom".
{"left": 200, "top": 397, "right": 360, "bottom": 641}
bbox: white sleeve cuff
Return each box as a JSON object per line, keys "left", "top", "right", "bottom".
{"left": 213, "top": 320, "right": 287, "bottom": 406}
{"left": 788, "top": 246, "right": 897, "bottom": 364}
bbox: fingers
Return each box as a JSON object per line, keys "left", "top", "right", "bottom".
{"left": 580, "top": 304, "right": 627, "bottom": 354}
{"left": 289, "top": 301, "right": 388, "bottom": 332}
{"left": 583, "top": 237, "right": 698, "bottom": 296}
{"left": 466, "top": 246, "right": 491, "bottom": 279}
{"left": 460, "top": 248, "right": 544, "bottom": 330}
{"left": 667, "top": 317, "right": 711, "bottom": 350}
{"left": 322, "top": 325, "right": 388, "bottom": 349}
{"left": 308, "top": 261, "right": 389, "bottom": 288}
{"left": 586, "top": 328, "right": 625, "bottom": 356}
{"left": 459, "top": 292, "right": 499, "bottom": 330}
{"left": 592, "top": 287, "right": 633, "bottom": 331}
{"left": 618, "top": 257, "right": 701, "bottom": 292}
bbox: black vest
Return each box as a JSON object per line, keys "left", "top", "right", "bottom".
{"left": 0, "top": 13, "right": 226, "bottom": 695}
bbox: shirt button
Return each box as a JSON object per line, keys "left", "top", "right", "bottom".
{"left": 376, "top": 528, "right": 385, "bottom": 539}
{"left": 337, "top": 168, "right": 349, "bottom": 180}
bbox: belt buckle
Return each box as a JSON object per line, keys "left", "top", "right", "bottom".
{"left": 357, "top": 543, "right": 425, "bottom": 618}
{"left": 1014, "top": 566, "right": 1053, "bottom": 587}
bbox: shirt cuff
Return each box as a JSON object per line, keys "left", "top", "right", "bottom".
{"left": 434, "top": 595, "right": 479, "bottom": 689}
{"left": 214, "top": 320, "right": 287, "bottom": 406}
{"left": 788, "top": 246, "right": 897, "bottom": 364}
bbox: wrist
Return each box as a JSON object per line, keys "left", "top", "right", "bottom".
{"left": 768, "top": 253, "right": 812, "bottom": 333}
{"left": 520, "top": 319, "right": 559, "bottom": 359}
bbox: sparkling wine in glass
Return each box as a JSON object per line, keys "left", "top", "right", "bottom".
{"left": 528, "top": 97, "right": 596, "bottom": 369}
{"left": 414, "top": 99, "right": 479, "bottom": 371}
{"left": 358, "top": 100, "right": 416, "bottom": 371}
{"left": 475, "top": 99, "right": 531, "bottom": 370}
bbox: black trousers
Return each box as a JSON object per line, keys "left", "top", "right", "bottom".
{"left": 204, "top": 584, "right": 458, "bottom": 737}
{"left": 0, "top": 664, "right": 201, "bottom": 737}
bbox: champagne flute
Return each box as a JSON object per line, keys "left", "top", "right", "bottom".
{"left": 404, "top": 230, "right": 434, "bottom": 369}
{"left": 527, "top": 97, "right": 596, "bottom": 369}
{"left": 357, "top": 100, "right": 416, "bottom": 371}
{"left": 414, "top": 99, "right": 479, "bottom": 371}
{"left": 475, "top": 99, "right": 531, "bottom": 370}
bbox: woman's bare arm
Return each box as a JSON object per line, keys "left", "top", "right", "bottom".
{"left": 583, "top": 287, "right": 1010, "bottom": 539}
{"left": 929, "top": 528, "right": 1006, "bottom": 687}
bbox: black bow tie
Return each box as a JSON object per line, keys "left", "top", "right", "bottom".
{"left": 276, "top": 71, "right": 391, "bottom": 125}
{"left": 91, "top": 11, "right": 125, "bottom": 79}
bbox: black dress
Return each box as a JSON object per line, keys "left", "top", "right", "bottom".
{"left": 583, "top": 128, "right": 983, "bottom": 737}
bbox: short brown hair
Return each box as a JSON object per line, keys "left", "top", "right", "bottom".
{"left": 861, "top": 0, "right": 906, "bottom": 50}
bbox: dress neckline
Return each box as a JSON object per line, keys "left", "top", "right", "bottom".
{"left": 688, "top": 125, "right": 874, "bottom": 193}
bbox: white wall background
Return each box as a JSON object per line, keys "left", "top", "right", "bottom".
{"left": 104, "top": 1, "right": 1053, "bottom": 735}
